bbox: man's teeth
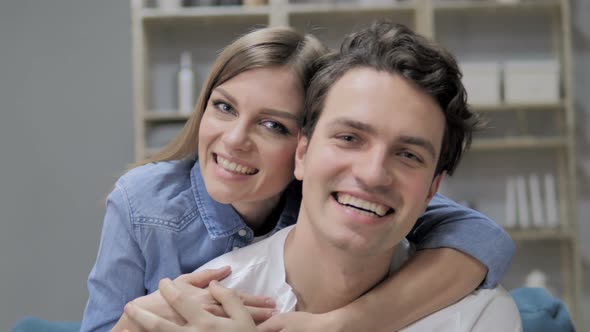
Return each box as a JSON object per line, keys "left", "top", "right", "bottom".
{"left": 217, "top": 156, "right": 257, "bottom": 175}
{"left": 337, "top": 193, "right": 390, "bottom": 217}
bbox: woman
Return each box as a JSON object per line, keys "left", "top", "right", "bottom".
{"left": 81, "top": 26, "right": 514, "bottom": 332}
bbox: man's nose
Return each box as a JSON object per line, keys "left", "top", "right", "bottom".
{"left": 352, "top": 148, "right": 393, "bottom": 189}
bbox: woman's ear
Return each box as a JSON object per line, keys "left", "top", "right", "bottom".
{"left": 294, "top": 135, "right": 309, "bottom": 181}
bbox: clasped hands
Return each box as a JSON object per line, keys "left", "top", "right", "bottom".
{"left": 119, "top": 266, "right": 329, "bottom": 332}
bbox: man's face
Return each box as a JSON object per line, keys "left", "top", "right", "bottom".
{"left": 294, "top": 67, "right": 445, "bottom": 256}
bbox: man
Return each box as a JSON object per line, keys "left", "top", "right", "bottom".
{"left": 123, "top": 21, "right": 522, "bottom": 331}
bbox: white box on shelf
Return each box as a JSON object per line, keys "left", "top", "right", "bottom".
{"left": 504, "top": 60, "right": 560, "bottom": 104}
{"left": 505, "top": 177, "right": 517, "bottom": 228}
{"left": 460, "top": 62, "right": 501, "bottom": 106}
{"left": 529, "top": 174, "right": 545, "bottom": 227}
{"left": 515, "top": 175, "right": 530, "bottom": 228}
{"left": 544, "top": 173, "right": 559, "bottom": 228}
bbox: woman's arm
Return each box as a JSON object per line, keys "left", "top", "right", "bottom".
{"left": 80, "top": 185, "right": 147, "bottom": 332}
{"left": 112, "top": 268, "right": 277, "bottom": 332}
{"left": 259, "top": 193, "right": 514, "bottom": 332}
{"left": 124, "top": 280, "right": 258, "bottom": 332}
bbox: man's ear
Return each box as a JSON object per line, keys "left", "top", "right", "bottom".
{"left": 426, "top": 172, "right": 445, "bottom": 203}
{"left": 294, "top": 134, "right": 309, "bottom": 181}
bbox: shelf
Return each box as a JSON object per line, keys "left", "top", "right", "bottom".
{"left": 132, "top": 0, "right": 584, "bottom": 326}
{"left": 145, "top": 111, "right": 190, "bottom": 123}
{"left": 470, "top": 136, "right": 567, "bottom": 151}
{"left": 287, "top": 2, "right": 416, "bottom": 15}
{"left": 433, "top": 0, "right": 560, "bottom": 12}
{"left": 507, "top": 228, "right": 572, "bottom": 241}
{"left": 141, "top": 5, "right": 270, "bottom": 21}
{"left": 472, "top": 101, "right": 565, "bottom": 113}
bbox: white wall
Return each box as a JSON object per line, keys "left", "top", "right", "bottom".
{"left": 0, "top": 1, "right": 133, "bottom": 331}
{"left": 0, "top": 1, "right": 588, "bottom": 331}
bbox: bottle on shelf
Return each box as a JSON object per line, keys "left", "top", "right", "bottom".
{"left": 177, "top": 52, "right": 195, "bottom": 115}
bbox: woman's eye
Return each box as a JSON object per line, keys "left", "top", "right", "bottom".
{"left": 213, "top": 101, "right": 234, "bottom": 114}
{"left": 261, "top": 120, "right": 289, "bottom": 135}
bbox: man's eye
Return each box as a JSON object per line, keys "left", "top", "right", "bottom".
{"left": 261, "top": 120, "right": 289, "bottom": 135}
{"left": 337, "top": 135, "right": 356, "bottom": 142}
{"left": 400, "top": 151, "right": 420, "bottom": 161}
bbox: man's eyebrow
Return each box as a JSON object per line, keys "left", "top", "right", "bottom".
{"left": 213, "top": 87, "right": 299, "bottom": 122}
{"left": 329, "top": 117, "right": 437, "bottom": 159}
{"left": 329, "top": 118, "right": 377, "bottom": 135}
{"left": 398, "top": 136, "right": 437, "bottom": 160}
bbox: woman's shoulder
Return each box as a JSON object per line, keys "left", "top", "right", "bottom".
{"left": 113, "top": 159, "right": 200, "bottom": 230}
{"left": 118, "top": 159, "right": 194, "bottom": 187}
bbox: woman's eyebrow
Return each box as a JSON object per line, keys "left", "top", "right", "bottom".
{"left": 259, "top": 109, "right": 300, "bottom": 122}
{"left": 212, "top": 87, "right": 237, "bottom": 106}
{"left": 214, "top": 87, "right": 299, "bottom": 122}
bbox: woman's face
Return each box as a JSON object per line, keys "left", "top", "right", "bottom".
{"left": 198, "top": 66, "right": 304, "bottom": 221}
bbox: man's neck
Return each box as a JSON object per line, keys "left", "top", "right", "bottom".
{"left": 283, "top": 221, "right": 394, "bottom": 314}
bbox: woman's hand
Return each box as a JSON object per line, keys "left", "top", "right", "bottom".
{"left": 124, "top": 279, "right": 260, "bottom": 332}
{"left": 112, "top": 267, "right": 276, "bottom": 332}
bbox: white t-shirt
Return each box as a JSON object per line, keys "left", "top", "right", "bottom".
{"left": 197, "top": 226, "right": 522, "bottom": 331}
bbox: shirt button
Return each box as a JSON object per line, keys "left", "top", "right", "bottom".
{"left": 238, "top": 229, "right": 247, "bottom": 237}
{"left": 233, "top": 246, "right": 240, "bottom": 251}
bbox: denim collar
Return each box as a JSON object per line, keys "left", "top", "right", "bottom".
{"left": 190, "top": 159, "right": 301, "bottom": 239}
{"left": 191, "top": 160, "right": 247, "bottom": 239}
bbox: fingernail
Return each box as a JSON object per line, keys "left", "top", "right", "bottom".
{"left": 272, "top": 309, "right": 280, "bottom": 316}
{"left": 265, "top": 298, "right": 276, "bottom": 307}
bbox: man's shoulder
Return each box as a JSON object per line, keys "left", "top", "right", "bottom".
{"left": 403, "top": 286, "right": 521, "bottom": 332}
{"left": 462, "top": 286, "right": 522, "bottom": 331}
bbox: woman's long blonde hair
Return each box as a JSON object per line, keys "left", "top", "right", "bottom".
{"left": 138, "top": 27, "right": 329, "bottom": 167}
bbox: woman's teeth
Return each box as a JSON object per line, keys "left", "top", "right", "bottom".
{"left": 217, "top": 155, "right": 258, "bottom": 175}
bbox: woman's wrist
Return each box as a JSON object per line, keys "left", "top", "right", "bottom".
{"left": 322, "top": 307, "right": 357, "bottom": 332}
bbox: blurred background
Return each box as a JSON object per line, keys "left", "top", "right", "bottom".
{"left": 0, "top": 0, "right": 589, "bottom": 330}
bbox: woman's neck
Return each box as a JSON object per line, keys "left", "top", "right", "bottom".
{"left": 232, "top": 192, "right": 286, "bottom": 235}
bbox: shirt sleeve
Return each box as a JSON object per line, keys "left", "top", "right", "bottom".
{"left": 80, "top": 184, "right": 147, "bottom": 332}
{"left": 407, "top": 193, "right": 515, "bottom": 288}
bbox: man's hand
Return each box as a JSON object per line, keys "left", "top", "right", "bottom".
{"left": 124, "top": 279, "right": 260, "bottom": 332}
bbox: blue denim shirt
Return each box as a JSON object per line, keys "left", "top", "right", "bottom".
{"left": 80, "top": 159, "right": 515, "bottom": 332}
